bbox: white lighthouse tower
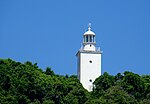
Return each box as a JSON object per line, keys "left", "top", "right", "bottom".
{"left": 76, "top": 24, "right": 102, "bottom": 91}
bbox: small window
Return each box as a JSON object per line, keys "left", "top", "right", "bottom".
{"left": 90, "top": 44, "right": 92, "bottom": 47}
{"left": 89, "top": 79, "right": 92, "bottom": 82}
{"left": 89, "top": 60, "right": 92, "bottom": 63}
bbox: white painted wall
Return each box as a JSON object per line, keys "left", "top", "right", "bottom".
{"left": 83, "top": 44, "right": 96, "bottom": 51}
{"left": 77, "top": 52, "right": 101, "bottom": 91}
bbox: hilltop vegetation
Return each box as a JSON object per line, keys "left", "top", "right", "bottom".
{"left": 0, "top": 59, "right": 150, "bottom": 104}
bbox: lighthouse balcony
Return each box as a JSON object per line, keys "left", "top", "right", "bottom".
{"left": 79, "top": 47, "right": 101, "bottom": 53}
{"left": 83, "top": 42, "right": 96, "bottom": 45}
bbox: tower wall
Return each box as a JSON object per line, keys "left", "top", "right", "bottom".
{"left": 77, "top": 51, "right": 101, "bottom": 91}
{"left": 83, "top": 44, "right": 96, "bottom": 51}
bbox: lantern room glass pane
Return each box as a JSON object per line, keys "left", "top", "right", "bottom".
{"left": 93, "top": 36, "right": 95, "bottom": 42}
{"left": 90, "top": 35, "right": 92, "bottom": 42}
{"left": 92, "top": 36, "right": 94, "bottom": 42}
{"left": 86, "top": 36, "right": 88, "bottom": 42}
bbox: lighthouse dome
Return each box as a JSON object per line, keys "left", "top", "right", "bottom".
{"left": 84, "top": 27, "right": 95, "bottom": 35}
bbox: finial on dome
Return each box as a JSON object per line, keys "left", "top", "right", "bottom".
{"left": 88, "top": 23, "right": 91, "bottom": 31}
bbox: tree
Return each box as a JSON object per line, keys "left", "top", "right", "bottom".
{"left": 103, "top": 86, "right": 137, "bottom": 104}
{"left": 142, "top": 75, "right": 150, "bottom": 98}
{"left": 121, "top": 71, "right": 145, "bottom": 99}
{"left": 93, "top": 72, "right": 115, "bottom": 97}
{"left": 45, "top": 67, "right": 55, "bottom": 76}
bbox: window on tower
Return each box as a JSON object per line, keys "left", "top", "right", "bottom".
{"left": 89, "top": 79, "right": 92, "bottom": 82}
{"left": 89, "top": 60, "right": 92, "bottom": 63}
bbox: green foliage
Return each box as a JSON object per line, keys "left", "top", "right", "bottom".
{"left": 120, "top": 71, "right": 145, "bottom": 99}
{"left": 0, "top": 59, "right": 88, "bottom": 104}
{"left": 93, "top": 72, "right": 115, "bottom": 97}
{"left": 0, "top": 58, "right": 150, "bottom": 104}
{"left": 45, "top": 67, "right": 55, "bottom": 76}
{"left": 103, "top": 86, "right": 137, "bottom": 104}
{"left": 93, "top": 71, "right": 150, "bottom": 103}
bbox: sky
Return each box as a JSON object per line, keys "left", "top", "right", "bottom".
{"left": 0, "top": 0, "right": 150, "bottom": 76}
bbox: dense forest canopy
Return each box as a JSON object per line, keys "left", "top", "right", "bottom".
{"left": 0, "top": 59, "right": 150, "bottom": 104}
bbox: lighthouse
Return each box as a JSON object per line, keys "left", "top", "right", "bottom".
{"left": 76, "top": 24, "right": 102, "bottom": 91}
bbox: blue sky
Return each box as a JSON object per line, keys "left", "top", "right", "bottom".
{"left": 0, "top": 0, "right": 150, "bottom": 75}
